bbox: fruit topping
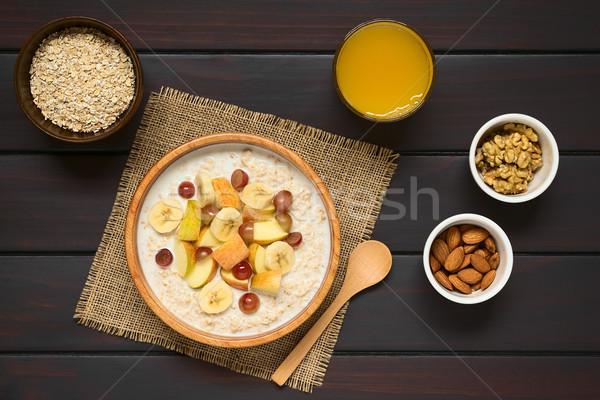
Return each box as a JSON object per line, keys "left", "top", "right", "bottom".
{"left": 273, "top": 190, "right": 292, "bottom": 212}
{"left": 265, "top": 241, "right": 295, "bottom": 275}
{"left": 194, "top": 171, "right": 215, "bottom": 207}
{"left": 201, "top": 204, "right": 220, "bottom": 224}
{"left": 211, "top": 234, "right": 250, "bottom": 270}
{"left": 195, "top": 246, "right": 213, "bottom": 261}
{"left": 233, "top": 260, "right": 253, "bottom": 280}
{"left": 238, "top": 221, "right": 254, "bottom": 243}
{"left": 250, "top": 270, "right": 282, "bottom": 296}
{"left": 285, "top": 232, "right": 303, "bottom": 248}
{"left": 199, "top": 280, "right": 233, "bottom": 314}
{"left": 240, "top": 183, "right": 275, "bottom": 209}
{"left": 239, "top": 292, "right": 260, "bottom": 314}
{"left": 173, "top": 239, "right": 196, "bottom": 277}
{"left": 178, "top": 181, "right": 195, "bottom": 199}
{"left": 155, "top": 248, "right": 173, "bottom": 268}
{"left": 231, "top": 169, "right": 249, "bottom": 190}
{"left": 185, "top": 255, "right": 218, "bottom": 289}
{"left": 275, "top": 212, "right": 292, "bottom": 232}
{"left": 148, "top": 198, "right": 183, "bottom": 233}
{"left": 176, "top": 200, "right": 202, "bottom": 241}
{"left": 210, "top": 207, "right": 243, "bottom": 242}
{"left": 212, "top": 177, "right": 242, "bottom": 209}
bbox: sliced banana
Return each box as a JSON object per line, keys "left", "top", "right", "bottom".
{"left": 198, "top": 280, "right": 233, "bottom": 314}
{"left": 209, "top": 207, "right": 243, "bottom": 242}
{"left": 148, "top": 198, "right": 184, "bottom": 233}
{"left": 194, "top": 171, "right": 215, "bottom": 207}
{"left": 240, "top": 183, "right": 275, "bottom": 209}
{"left": 264, "top": 241, "right": 295, "bottom": 275}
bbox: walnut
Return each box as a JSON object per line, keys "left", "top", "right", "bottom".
{"left": 476, "top": 123, "right": 543, "bottom": 194}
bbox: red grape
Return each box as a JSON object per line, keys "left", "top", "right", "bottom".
{"left": 195, "top": 246, "right": 212, "bottom": 261}
{"left": 178, "top": 181, "right": 195, "bottom": 199}
{"left": 201, "top": 205, "right": 220, "bottom": 224}
{"left": 238, "top": 221, "right": 254, "bottom": 243}
{"left": 275, "top": 212, "right": 292, "bottom": 232}
{"left": 233, "top": 261, "right": 253, "bottom": 280}
{"left": 155, "top": 248, "right": 173, "bottom": 268}
{"left": 273, "top": 190, "right": 292, "bottom": 212}
{"left": 239, "top": 292, "right": 260, "bottom": 314}
{"left": 286, "top": 232, "right": 303, "bottom": 247}
{"left": 231, "top": 169, "right": 249, "bottom": 190}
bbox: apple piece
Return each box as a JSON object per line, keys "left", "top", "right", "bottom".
{"left": 220, "top": 267, "right": 249, "bottom": 291}
{"left": 253, "top": 218, "right": 289, "bottom": 245}
{"left": 173, "top": 239, "right": 196, "bottom": 277}
{"left": 242, "top": 204, "right": 276, "bottom": 222}
{"left": 250, "top": 270, "right": 282, "bottom": 296}
{"left": 194, "top": 225, "right": 222, "bottom": 248}
{"left": 185, "top": 255, "right": 218, "bottom": 288}
{"left": 211, "top": 234, "right": 250, "bottom": 270}
{"left": 212, "top": 177, "right": 242, "bottom": 209}
{"left": 176, "top": 200, "right": 202, "bottom": 241}
{"left": 248, "top": 243, "right": 267, "bottom": 274}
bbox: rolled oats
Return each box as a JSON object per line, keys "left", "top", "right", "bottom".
{"left": 29, "top": 27, "right": 135, "bottom": 133}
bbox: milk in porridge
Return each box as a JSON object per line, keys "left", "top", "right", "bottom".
{"left": 136, "top": 143, "right": 332, "bottom": 337}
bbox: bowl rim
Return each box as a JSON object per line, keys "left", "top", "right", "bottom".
{"left": 14, "top": 16, "right": 143, "bottom": 143}
{"left": 469, "top": 113, "right": 559, "bottom": 203}
{"left": 124, "top": 132, "right": 341, "bottom": 347}
{"left": 423, "top": 213, "right": 513, "bottom": 304}
{"left": 332, "top": 18, "right": 436, "bottom": 123}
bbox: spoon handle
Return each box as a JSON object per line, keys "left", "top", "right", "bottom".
{"left": 271, "top": 288, "right": 352, "bottom": 386}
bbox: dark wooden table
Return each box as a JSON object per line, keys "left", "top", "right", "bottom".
{"left": 2, "top": 1, "right": 599, "bottom": 398}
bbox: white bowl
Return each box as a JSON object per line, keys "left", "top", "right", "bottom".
{"left": 423, "top": 213, "right": 513, "bottom": 304}
{"left": 469, "top": 113, "right": 559, "bottom": 203}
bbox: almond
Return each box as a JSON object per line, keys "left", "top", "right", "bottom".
{"left": 484, "top": 236, "right": 496, "bottom": 253}
{"left": 438, "top": 229, "right": 448, "bottom": 242}
{"left": 462, "top": 228, "right": 490, "bottom": 244}
{"left": 449, "top": 274, "right": 471, "bottom": 294}
{"left": 489, "top": 252, "right": 500, "bottom": 269}
{"left": 471, "top": 253, "right": 491, "bottom": 274}
{"left": 457, "top": 268, "right": 483, "bottom": 284}
{"left": 446, "top": 226, "right": 461, "bottom": 251}
{"left": 444, "top": 246, "right": 464, "bottom": 272}
{"left": 482, "top": 249, "right": 492, "bottom": 260}
{"left": 460, "top": 253, "right": 471, "bottom": 269}
{"left": 429, "top": 254, "right": 441, "bottom": 272}
{"left": 481, "top": 270, "right": 496, "bottom": 290}
{"left": 471, "top": 282, "right": 481, "bottom": 291}
{"left": 431, "top": 239, "right": 450, "bottom": 264}
{"left": 463, "top": 243, "right": 479, "bottom": 254}
{"left": 459, "top": 224, "right": 476, "bottom": 233}
{"left": 434, "top": 270, "right": 453, "bottom": 291}
{"left": 474, "top": 249, "right": 487, "bottom": 259}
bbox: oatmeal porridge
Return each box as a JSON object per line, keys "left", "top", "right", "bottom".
{"left": 136, "top": 143, "right": 332, "bottom": 337}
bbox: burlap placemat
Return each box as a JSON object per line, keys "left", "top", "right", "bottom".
{"left": 75, "top": 87, "right": 397, "bottom": 392}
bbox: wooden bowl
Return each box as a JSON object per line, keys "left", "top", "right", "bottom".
{"left": 14, "top": 16, "right": 143, "bottom": 143}
{"left": 125, "top": 133, "right": 341, "bottom": 347}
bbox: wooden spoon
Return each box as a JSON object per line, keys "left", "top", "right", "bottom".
{"left": 271, "top": 240, "right": 392, "bottom": 386}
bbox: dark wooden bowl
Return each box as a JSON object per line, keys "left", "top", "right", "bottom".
{"left": 14, "top": 16, "right": 143, "bottom": 143}
{"left": 125, "top": 133, "right": 341, "bottom": 348}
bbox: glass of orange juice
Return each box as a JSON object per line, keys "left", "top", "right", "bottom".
{"left": 333, "top": 19, "right": 436, "bottom": 122}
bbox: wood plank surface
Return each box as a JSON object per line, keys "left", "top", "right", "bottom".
{"left": 372, "top": 155, "right": 600, "bottom": 253}
{"left": 0, "top": 355, "right": 598, "bottom": 399}
{"left": 0, "top": 155, "right": 597, "bottom": 253}
{"left": 3, "top": 54, "right": 600, "bottom": 152}
{"left": 3, "top": 1, "right": 599, "bottom": 51}
{"left": 2, "top": 255, "right": 598, "bottom": 352}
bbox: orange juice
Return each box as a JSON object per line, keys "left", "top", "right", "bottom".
{"left": 334, "top": 20, "right": 435, "bottom": 121}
